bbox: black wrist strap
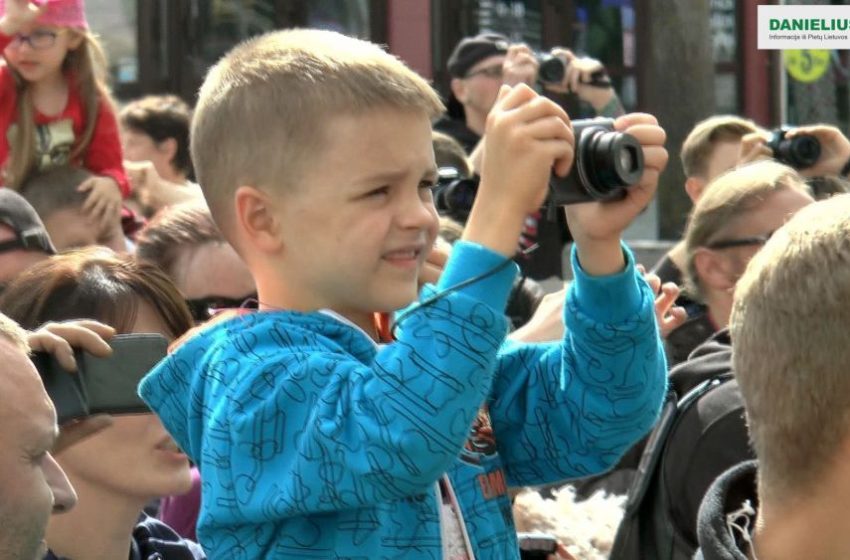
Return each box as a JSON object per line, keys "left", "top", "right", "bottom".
{"left": 840, "top": 156, "right": 850, "bottom": 178}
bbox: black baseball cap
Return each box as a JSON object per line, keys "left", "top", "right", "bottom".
{"left": 0, "top": 189, "right": 56, "bottom": 255}
{"left": 446, "top": 33, "right": 510, "bottom": 78}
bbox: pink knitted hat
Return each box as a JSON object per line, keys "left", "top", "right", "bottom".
{"left": 0, "top": 0, "right": 88, "bottom": 30}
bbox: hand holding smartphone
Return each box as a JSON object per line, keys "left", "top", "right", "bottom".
{"left": 33, "top": 333, "right": 168, "bottom": 424}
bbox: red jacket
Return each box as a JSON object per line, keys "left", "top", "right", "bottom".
{"left": 0, "top": 33, "right": 129, "bottom": 196}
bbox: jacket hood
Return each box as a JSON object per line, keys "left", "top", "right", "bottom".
{"left": 694, "top": 460, "right": 759, "bottom": 560}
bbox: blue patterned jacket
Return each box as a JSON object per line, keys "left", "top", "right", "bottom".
{"left": 140, "top": 241, "right": 666, "bottom": 559}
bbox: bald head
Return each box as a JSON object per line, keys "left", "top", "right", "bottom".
{"left": 0, "top": 317, "right": 76, "bottom": 560}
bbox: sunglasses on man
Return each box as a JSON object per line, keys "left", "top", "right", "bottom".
{"left": 705, "top": 231, "right": 773, "bottom": 250}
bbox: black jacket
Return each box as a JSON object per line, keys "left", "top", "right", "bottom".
{"left": 44, "top": 514, "right": 206, "bottom": 560}
{"left": 694, "top": 460, "right": 759, "bottom": 560}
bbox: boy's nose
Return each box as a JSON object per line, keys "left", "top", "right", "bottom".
{"left": 398, "top": 193, "right": 437, "bottom": 230}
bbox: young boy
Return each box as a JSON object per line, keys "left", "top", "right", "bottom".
{"left": 140, "top": 29, "right": 669, "bottom": 559}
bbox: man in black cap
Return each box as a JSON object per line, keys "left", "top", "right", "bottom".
{"left": 434, "top": 33, "right": 535, "bottom": 153}
{"left": 0, "top": 189, "right": 55, "bottom": 290}
{"left": 435, "top": 33, "right": 624, "bottom": 155}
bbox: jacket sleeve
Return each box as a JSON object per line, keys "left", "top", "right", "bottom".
{"left": 203, "top": 241, "right": 517, "bottom": 523}
{"left": 84, "top": 97, "right": 130, "bottom": 196}
{"left": 489, "top": 243, "right": 668, "bottom": 486}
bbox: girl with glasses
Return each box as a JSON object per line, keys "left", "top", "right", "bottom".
{"left": 0, "top": 0, "right": 130, "bottom": 234}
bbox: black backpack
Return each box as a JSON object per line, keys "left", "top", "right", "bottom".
{"left": 609, "top": 333, "right": 754, "bottom": 560}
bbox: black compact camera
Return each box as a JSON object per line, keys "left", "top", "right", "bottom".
{"left": 767, "top": 126, "right": 821, "bottom": 170}
{"left": 433, "top": 119, "right": 644, "bottom": 221}
{"left": 33, "top": 333, "right": 168, "bottom": 424}
{"left": 536, "top": 52, "right": 611, "bottom": 88}
{"left": 547, "top": 117, "right": 644, "bottom": 207}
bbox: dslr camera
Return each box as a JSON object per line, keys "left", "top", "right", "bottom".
{"left": 536, "top": 52, "right": 611, "bottom": 88}
{"left": 766, "top": 126, "right": 821, "bottom": 170}
{"left": 547, "top": 117, "right": 644, "bottom": 206}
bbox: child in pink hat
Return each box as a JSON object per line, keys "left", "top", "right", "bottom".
{"left": 0, "top": 0, "right": 129, "bottom": 231}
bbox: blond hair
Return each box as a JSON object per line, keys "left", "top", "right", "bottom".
{"left": 0, "top": 312, "right": 29, "bottom": 354}
{"left": 7, "top": 30, "right": 114, "bottom": 188}
{"left": 731, "top": 193, "right": 850, "bottom": 503}
{"left": 680, "top": 115, "right": 760, "bottom": 178}
{"left": 190, "top": 28, "right": 444, "bottom": 238}
{"left": 684, "top": 160, "right": 810, "bottom": 300}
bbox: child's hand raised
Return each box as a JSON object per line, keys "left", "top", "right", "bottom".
{"left": 0, "top": 0, "right": 44, "bottom": 35}
{"left": 463, "top": 84, "right": 574, "bottom": 257}
{"left": 78, "top": 175, "right": 122, "bottom": 233}
{"left": 565, "top": 113, "right": 668, "bottom": 275}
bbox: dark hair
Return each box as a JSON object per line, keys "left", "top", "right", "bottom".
{"left": 0, "top": 247, "right": 193, "bottom": 338}
{"left": 135, "top": 202, "right": 223, "bottom": 280}
{"left": 120, "top": 95, "right": 193, "bottom": 177}
{"left": 19, "top": 165, "right": 93, "bottom": 222}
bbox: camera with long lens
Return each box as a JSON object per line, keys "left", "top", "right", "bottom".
{"left": 766, "top": 126, "right": 821, "bottom": 170}
{"left": 547, "top": 117, "right": 644, "bottom": 206}
{"left": 433, "top": 167, "right": 479, "bottom": 222}
{"left": 535, "top": 52, "right": 612, "bottom": 88}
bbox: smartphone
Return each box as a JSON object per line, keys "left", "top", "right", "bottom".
{"left": 81, "top": 333, "right": 168, "bottom": 415}
{"left": 34, "top": 333, "right": 169, "bottom": 423}
{"left": 32, "top": 350, "right": 89, "bottom": 424}
{"left": 518, "top": 532, "right": 559, "bottom": 560}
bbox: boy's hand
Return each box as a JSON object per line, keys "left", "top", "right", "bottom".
{"left": 565, "top": 113, "right": 668, "bottom": 275}
{"left": 78, "top": 176, "right": 123, "bottom": 233}
{"left": 464, "top": 84, "right": 574, "bottom": 256}
{"left": 0, "top": 0, "right": 43, "bottom": 35}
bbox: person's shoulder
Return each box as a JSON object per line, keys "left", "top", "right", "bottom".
{"left": 180, "top": 310, "right": 377, "bottom": 369}
{"left": 668, "top": 328, "right": 731, "bottom": 396}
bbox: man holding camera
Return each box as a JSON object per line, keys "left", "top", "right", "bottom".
{"left": 435, "top": 33, "right": 624, "bottom": 154}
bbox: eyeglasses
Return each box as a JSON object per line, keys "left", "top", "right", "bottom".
{"left": 9, "top": 29, "right": 64, "bottom": 50}
{"left": 464, "top": 64, "right": 503, "bottom": 80}
{"left": 705, "top": 232, "right": 773, "bottom": 250}
{"left": 185, "top": 294, "right": 258, "bottom": 323}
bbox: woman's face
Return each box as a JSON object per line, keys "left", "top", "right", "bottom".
{"left": 53, "top": 301, "right": 192, "bottom": 501}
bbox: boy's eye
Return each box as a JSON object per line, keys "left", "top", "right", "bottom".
{"left": 419, "top": 181, "right": 437, "bottom": 190}
{"left": 365, "top": 186, "right": 390, "bottom": 198}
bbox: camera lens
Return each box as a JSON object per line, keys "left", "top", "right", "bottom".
{"left": 537, "top": 54, "right": 566, "bottom": 84}
{"left": 788, "top": 135, "right": 821, "bottom": 168}
{"left": 577, "top": 127, "right": 644, "bottom": 201}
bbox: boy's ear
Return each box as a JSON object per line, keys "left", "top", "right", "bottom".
{"left": 234, "top": 186, "right": 283, "bottom": 254}
{"left": 693, "top": 248, "right": 736, "bottom": 292}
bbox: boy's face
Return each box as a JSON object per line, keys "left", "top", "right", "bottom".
{"left": 273, "top": 107, "right": 439, "bottom": 321}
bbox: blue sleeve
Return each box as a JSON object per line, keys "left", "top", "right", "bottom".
{"left": 489, "top": 243, "right": 667, "bottom": 486}
{"left": 217, "top": 241, "right": 518, "bottom": 521}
